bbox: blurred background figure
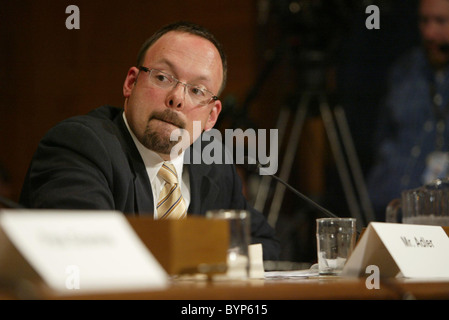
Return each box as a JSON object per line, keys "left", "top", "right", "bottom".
{"left": 367, "top": 0, "right": 449, "bottom": 221}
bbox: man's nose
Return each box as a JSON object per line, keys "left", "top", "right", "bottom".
{"left": 166, "top": 82, "right": 186, "bottom": 109}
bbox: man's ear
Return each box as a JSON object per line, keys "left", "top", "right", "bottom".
{"left": 123, "top": 67, "right": 139, "bottom": 98}
{"left": 204, "top": 100, "right": 222, "bottom": 131}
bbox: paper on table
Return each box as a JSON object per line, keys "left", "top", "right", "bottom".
{"left": 264, "top": 264, "right": 319, "bottom": 279}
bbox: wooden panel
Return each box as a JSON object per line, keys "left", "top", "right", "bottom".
{"left": 127, "top": 216, "right": 228, "bottom": 275}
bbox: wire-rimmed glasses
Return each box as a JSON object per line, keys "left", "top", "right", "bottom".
{"left": 138, "top": 66, "right": 218, "bottom": 106}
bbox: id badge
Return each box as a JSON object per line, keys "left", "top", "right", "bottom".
{"left": 422, "top": 151, "right": 449, "bottom": 184}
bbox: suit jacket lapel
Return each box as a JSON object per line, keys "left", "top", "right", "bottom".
{"left": 185, "top": 144, "right": 219, "bottom": 216}
{"left": 115, "top": 111, "right": 154, "bottom": 214}
{"left": 133, "top": 169, "right": 154, "bottom": 214}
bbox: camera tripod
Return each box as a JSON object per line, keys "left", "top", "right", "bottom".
{"left": 253, "top": 89, "right": 375, "bottom": 231}
{"left": 216, "top": 1, "right": 375, "bottom": 231}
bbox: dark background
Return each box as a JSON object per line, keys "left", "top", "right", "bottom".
{"left": 0, "top": 0, "right": 420, "bottom": 263}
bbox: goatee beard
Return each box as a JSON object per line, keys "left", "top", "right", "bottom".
{"left": 142, "top": 109, "right": 186, "bottom": 155}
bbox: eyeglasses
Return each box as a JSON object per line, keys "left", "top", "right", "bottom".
{"left": 138, "top": 66, "right": 219, "bottom": 106}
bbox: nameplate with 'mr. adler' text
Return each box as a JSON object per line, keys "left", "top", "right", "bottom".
{"left": 342, "top": 222, "right": 449, "bottom": 279}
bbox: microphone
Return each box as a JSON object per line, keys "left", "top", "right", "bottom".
{"left": 241, "top": 159, "right": 339, "bottom": 219}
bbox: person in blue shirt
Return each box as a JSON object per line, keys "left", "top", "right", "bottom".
{"left": 367, "top": 0, "right": 449, "bottom": 221}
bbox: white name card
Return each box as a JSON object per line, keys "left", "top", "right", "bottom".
{"left": 342, "top": 222, "right": 449, "bottom": 279}
{"left": 0, "top": 209, "right": 168, "bottom": 294}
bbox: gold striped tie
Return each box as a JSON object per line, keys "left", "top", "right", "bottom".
{"left": 157, "top": 163, "right": 187, "bottom": 219}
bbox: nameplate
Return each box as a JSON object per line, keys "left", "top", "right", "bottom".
{"left": 0, "top": 210, "right": 168, "bottom": 294}
{"left": 342, "top": 222, "right": 449, "bottom": 279}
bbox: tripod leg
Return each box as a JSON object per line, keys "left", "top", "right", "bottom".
{"left": 254, "top": 107, "right": 290, "bottom": 212}
{"left": 333, "top": 106, "right": 375, "bottom": 223}
{"left": 319, "top": 97, "right": 364, "bottom": 230}
{"left": 267, "top": 93, "right": 310, "bottom": 227}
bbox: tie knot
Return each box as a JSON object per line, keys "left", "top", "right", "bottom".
{"left": 158, "top": 163, "right": 178, "bottom": 185}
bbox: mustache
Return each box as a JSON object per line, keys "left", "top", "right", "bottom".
{"left": 149, "top": 109, "right": 186, "bottom": 129}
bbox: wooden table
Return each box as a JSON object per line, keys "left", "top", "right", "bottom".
{"left": 1, "top": 275, "right": 444, "bottom": 300}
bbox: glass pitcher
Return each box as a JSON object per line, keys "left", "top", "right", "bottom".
{"left": 386, "top": 178, "right": 449, "bottom": 226}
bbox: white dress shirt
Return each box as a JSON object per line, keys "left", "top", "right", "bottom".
{"left": 122, "top": 112, "right": 191, "bottom": 218}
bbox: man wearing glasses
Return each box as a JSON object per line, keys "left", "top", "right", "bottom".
{"left": 19, "top": 22, "right": 280, "bottom": 260}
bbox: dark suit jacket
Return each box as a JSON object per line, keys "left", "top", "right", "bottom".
{"left": 20, "top": 106, "right": 280, "bottom": 260}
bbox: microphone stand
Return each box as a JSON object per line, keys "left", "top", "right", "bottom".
{"left": 254, "top": 164, "right": 362, "bottom": 235}
{"left": 268, "top": 173, "right": 338, "bottom": 219}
